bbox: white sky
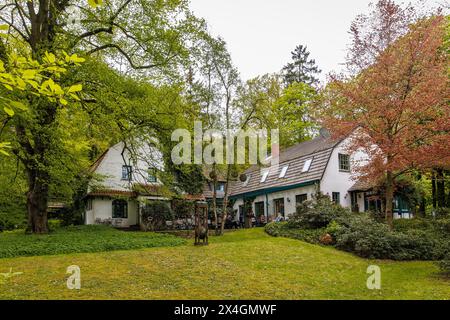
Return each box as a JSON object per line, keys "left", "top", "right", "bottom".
{"left": 189, "top": 0, "right": 445, "bottom": 83}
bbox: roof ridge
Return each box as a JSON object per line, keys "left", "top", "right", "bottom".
{"left": 89, "top": 148, "right": 110, "bottom": 173}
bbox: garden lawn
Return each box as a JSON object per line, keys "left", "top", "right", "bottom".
{"left": 0, "top": 225, "right": 185, "bottom": 258}
{"left": 0, "top": 228, "right": 448, "bottom": 300}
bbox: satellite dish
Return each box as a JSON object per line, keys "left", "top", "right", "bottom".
{"left": 239, "top": 174, "right": 247, "bottom": 182}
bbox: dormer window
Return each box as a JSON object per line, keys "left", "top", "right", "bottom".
{"left": 261, "top": 171, "right": 269, "bottom": 183}
{"left": 339, "top": 154, "right": 350, "bottom": 172}
{"left": 279, "top": 165, "right": 289, "bottom": 178}
{"left": 122, "top": 165, "right": 132, "bottom": 180}
{"left": 243, "top": 174, "right": 251, "bottom": 187}
{"left": 302, "top": 159, "right": 312, "bottom": 173}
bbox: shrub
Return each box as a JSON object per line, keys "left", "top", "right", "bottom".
{"left": 0, "top": 212, "right": 27, "bottom": 231}
{"left": 288, "top": 193, "right": 350, "bottom": 229}
{"left": 333, "top": 215, "right": 395, "bottom": 259}
{"left": 172, "top": 199, "right": 195, "bottom": 220}
{"left": 325, "top": 220, "right": 342, "bottom": 238}
{"left": 437, "top": 253, "right": 450, "bottom": 276}
{"left": 393, "top": 218, "right": 430, "bottom": 232}
{"left": 394, "top": 217, "right": 450, "bottom": 236}
{"left": 48, "top": 219, "right": 61, "bottom": 231}
{"left": 334, "top": 215, "right": 447, "bottom": 260}
{"left": 141, "top": 201, "right": 173, "bottom": 231}
{"left": 266, "top": 192, "right": 450, "bottom": 261}
{"left": 265, "top": 222, "right": 324, "bottom": 244}
{"left": 434, "top": 207, "right": 450, "bottom": 219}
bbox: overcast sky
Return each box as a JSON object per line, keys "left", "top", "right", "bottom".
{"left": 189, "top": 0, "right": 445, "bottom": 83}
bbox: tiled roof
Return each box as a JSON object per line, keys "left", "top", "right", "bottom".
{"left": 88, "top": 148, "right": 109, "bottom": 173}
{"left": 87, "top": 189, "right": 137, "bottom": 197}
{"left": 230, "top": 134, "right": 340, "bottom": 198}
{"left": 184, "top": 194, "right": 206, "bottom": 201}
{"left": 133, "top": 184, "right": 165, "bottom": 196}
{"left": 88, "top": 184, "right": 164, "bottom": 198}
{"left": 348, "top": 180, "right": 375, "bottom": 192}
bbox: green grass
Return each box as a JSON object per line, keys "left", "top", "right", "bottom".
{"left": 0, "top": 228, "right": 448, "bottom": 300}
{"left": 0, "top": 225, "right": 186, "bottom": 258}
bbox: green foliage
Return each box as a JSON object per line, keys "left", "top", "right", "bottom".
{"left": 172, "top": 198, "right": 195, "bottom": 220}
{"left": 0, "top": 50, "right": 84, "bottom": 155}
{"left": 265, "top": 222, "right": 324, "bottom": 244}
{"left": 437, "top": 252, "right": 450, "bottom": 276}
{"left": 268, "top": 195, "right": 449, "bottom": 261}
{"left": 289, "top": 192, "right": 351, "bottom": 229}
{"left": 0, "top": 155, "right": 27, "bottom": 230}
{"left": 325, "top": 220, "right": 342, "bottom": 238}
{"left": 141, "top": 201, "right": 174, "bottom": 231}
{"left": 235, "top": 74, "right": 318, "bottom": 149}
{"left": 393, "top": 217, "right": 450, "bottom": 235}
{"left": 333, "top": 215, "right": 448, "bottom": 260}
{"left": 435, "top": 207, "right": 450, "bottom": 219}
{"left": 282, "top": 45, "right": 321, "bottom": 86}
{"left": 0, "top": 225, "right": 185, "bottom": 258}
{"left": 47, "top": 219, "right": 61, "bottom": 231}
{"left": 0, "top": 228, "right": 449, "bottom": 299}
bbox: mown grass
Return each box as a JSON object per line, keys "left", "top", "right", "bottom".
{"left": 0, "top": 225, "right": 185, "bottom": 258}
{"left": 0, "top": 228, "right": 448, "bottom": 300}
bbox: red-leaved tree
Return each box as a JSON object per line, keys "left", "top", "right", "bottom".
{"left": 322, "top": 1, "right": 449, "bottom": 227}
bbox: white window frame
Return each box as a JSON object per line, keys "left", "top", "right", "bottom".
{"left": 302, "top": 159, "right": 313, "bottom": 173}
{"left": 261, "top": 171, "right": 269, "bottom": 183}
{"left": 279, "top": 165, "right": 289, "bottom": 178}
{"left": 243, "top": 174, "right": 251, "bottom": 187}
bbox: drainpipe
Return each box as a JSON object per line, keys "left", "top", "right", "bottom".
{"left": 265, "top": 193, "right": 269, "bottom": 222}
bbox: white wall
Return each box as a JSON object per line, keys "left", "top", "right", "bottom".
{"left": 320, "top": 138, "right": 368, "bottom": 209}
{"left": 232, "top": 184, "right": 317, "bottom": 221}
{"left": 86, "top": 197, "right": 139, "bottom": 227}
{"left": 91, "top": 141, "right": 163, "bottom": 192}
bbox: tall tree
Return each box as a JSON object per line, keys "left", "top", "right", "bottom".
{"left": 0, "top": 0, "right": 206, "bottom": 233}
{"left": 322, "top": 1, "right": 449, "bottom": 227}
{"left": 235, "top": 74, "right": 317, "bottom": 149}
{"left": 282, "top": 45, "right": 321, "bottom": 87}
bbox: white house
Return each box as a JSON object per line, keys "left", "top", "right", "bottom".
{"left": 85, "top": 130, "right": 412, "bottom": 229}
{"left": 229, "top": 129, "right": 412, "bottom": 224}
{"left": 84, "top": 141, "right": 167, "bottom": 228}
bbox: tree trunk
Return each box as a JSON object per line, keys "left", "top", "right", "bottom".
{"left": 211, "top": 165, "right": 218, "bottom": 235}
{"left": 385, "top": 170, "right": 394, "bottom": 229}
{"left": 18, "top": 99, "right": 57, "bottom": 234}
{"left": 431, "top": 171, "right": 437, "bottom": 209}
{"left": 436, "top": 168, "right": 445, "bottom": 208}
{"left": 417, "top": 172, "right": 426, "bottom": 217}
{"left": 26, "top": 167, "right": 50, "bottom": 234}
{"left": 219, "top": 165, "right": 232, "bottom": 236}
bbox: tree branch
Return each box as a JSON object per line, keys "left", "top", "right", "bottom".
{"left": 87, "top": 43, "right": 175, "bottom": 70}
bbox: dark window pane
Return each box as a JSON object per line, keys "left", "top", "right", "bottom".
{"left": 332, "top": 192, "right": 340, "bottom": 205}
{"left": 296, "top": 194, "right": 308, "bottom": 205}
{"left": 122, "top": 165, "right": 132, "bottom": 180}
{"left": 147, "top": 168, "right": 157, "bottom": 183}
{"left": 338, "top": 154, "right": 350, "bottom": 172}
{"left": 112, "top": 200, "right": 128, "bottom": 218}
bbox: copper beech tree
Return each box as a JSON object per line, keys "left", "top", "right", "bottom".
{"left": 322, "top": 1, "right": 449, "bottom": 227}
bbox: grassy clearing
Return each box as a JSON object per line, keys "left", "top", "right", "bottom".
{"left": 0, "top": 225, "right": 185, "bottom": 258}
{"left": 0, "top": 228, "right": 448, "bottom": 300}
